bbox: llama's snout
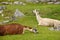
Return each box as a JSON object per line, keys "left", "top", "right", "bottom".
{"left": 32, "top": 28, "right": 38, "bottom": 33}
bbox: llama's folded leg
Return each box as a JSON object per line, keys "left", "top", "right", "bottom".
{"left": 48, "top": 27, "right": 55, "bottom": 31}
{"left": 22, "top": 28, "right": 26, "bottom": 34}
{"left": 49, "top": 27, "right": 60, "bottom": 31}
{"left": 53, "top": 23, "right": 60, "bottom": 31}
{"left": 54, "top": 25, "right": 60, "bottom": 31}
{"left": 22, "top": 31, "right": 24, "bottom": 34}
{"left": 38, "top": 24, "right": 40, "bottom": 25}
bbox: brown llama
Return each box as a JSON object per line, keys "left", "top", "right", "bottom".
{"left": 0, "top": 23, "right": 38, "bottom": 36}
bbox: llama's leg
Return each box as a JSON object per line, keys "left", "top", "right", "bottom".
{"left": 53, "top": 23, "right": 60, "bottom": 31}
{"left": 54, "top": 25, "right": 60, "bottom": 31}
{"left": 48, "top": 23, "right": 55, "bottom": 31}
{"left": 22, "top": 28, "right": 26, "bottom": 34}
{"left": 22, "top": 30, "right": 25, "bottom": 34}
{"left": 48, "top": 27, "right": 55, "bottom": 31}
{"left": 38, "top": 23, "right": 40, "bottom": 25}
{"left": 57, "top": 25, "right": 60, "bottom": 31}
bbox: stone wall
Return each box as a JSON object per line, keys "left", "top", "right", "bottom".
{"left": 26, "top": 0, "right": 59, "bottom": 2}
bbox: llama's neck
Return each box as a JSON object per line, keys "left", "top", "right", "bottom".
{"left": 35, "top": 13, "right": 42, "bottom": 23}
{"left": 24, "top": 26, "right": 33, "bottom": 32}
{"left": 24, "top": 26, "right": 38, "bottom": 33}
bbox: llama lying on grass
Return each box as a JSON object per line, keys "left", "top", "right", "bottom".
{"left": 33, "top": 9, "right": 60, "bottom": 31}
{"left": 0, "top": 23, "right": 38, "bottom": 36}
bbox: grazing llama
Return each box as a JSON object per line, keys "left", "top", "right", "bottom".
{"left": 33, "top": 9, "right": 60, "bottom": 31}
{"left": 0, "top": 23, "right": 38, "bottom": 36}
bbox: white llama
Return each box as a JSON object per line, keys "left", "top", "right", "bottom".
{"left": 33, "top": 9, "right": 60, "bottom": 31}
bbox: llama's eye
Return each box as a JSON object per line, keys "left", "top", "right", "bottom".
{"left": 33, "top": 29, "right": 37, "bottom": 32}
{"left": 34, "top": 29, "right": 37, "bottom": 31}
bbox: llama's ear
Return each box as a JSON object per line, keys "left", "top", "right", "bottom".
{"left": 33, "top": 9, "right": 40, "bottom": 14}
{"left": 32, "top": 9, "right": 36, "bottom": 13}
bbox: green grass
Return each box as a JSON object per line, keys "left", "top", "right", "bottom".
{"left": 0, "top": 16, "right": 60, "bottom": 40}
{"left": 0, "top": 4, "right": 60, "bottom": 40}
{"left": 5, "top": 4, "right": 60, "bottom": 18}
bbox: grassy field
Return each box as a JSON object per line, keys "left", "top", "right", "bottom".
{"left": 0, "top": 3, "right": 60, "bottom": 40}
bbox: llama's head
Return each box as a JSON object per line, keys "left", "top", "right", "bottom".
{"left": 33, "top": 9, "right": 39, "bottom": 14}
{"left": 31, "top": 28, "right": 38, "bottom": 33}
{"left": 24, "top": 26, "right": 38, "bottom": 34}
